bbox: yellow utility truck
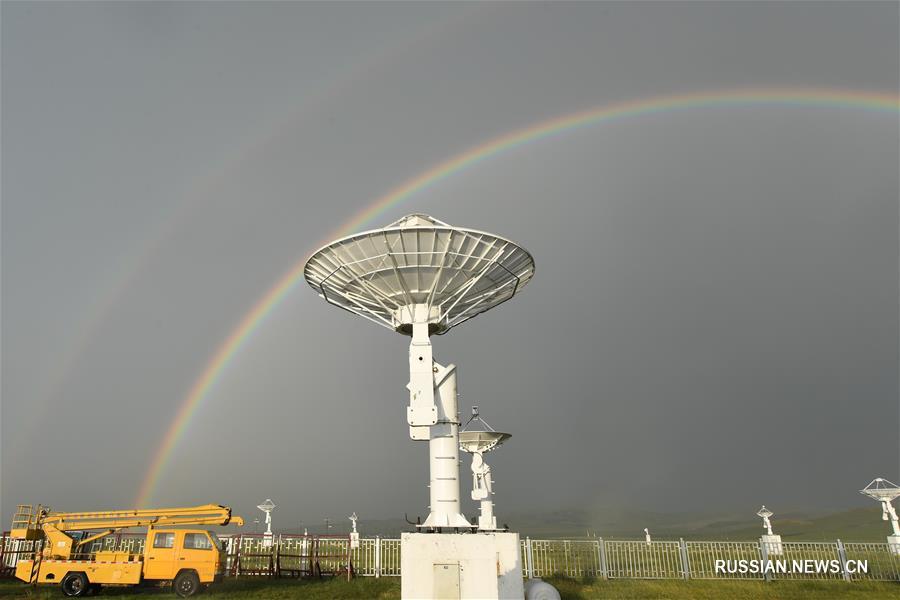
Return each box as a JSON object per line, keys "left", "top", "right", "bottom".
{"left": 10, "top": 503, "right": 243, "bottom": 597}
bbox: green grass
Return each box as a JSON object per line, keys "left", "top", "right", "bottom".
{"left": 549, "top": 576, "right": 900, "bottom": 599}
{"left": 0, "top": 577, "right": 398, "bottom": 599}
{"left": 1, "top": 576, "right": 898, "bottom": 599}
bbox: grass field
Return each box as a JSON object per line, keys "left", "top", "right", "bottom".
{"left": 1, "top": 576, "right": 898, "bottom": 599}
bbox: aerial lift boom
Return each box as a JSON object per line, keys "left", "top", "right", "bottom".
{"left": 12, "top": 504, "right": 243, "bottom": 559}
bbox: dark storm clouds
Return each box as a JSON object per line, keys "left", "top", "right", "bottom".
{"left": 2, "top": 2, "right": 897, "bottom": 529}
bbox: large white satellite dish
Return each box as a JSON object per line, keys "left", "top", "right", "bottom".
{"left": 305, "top": 214, "right": 533, "bottom": 529}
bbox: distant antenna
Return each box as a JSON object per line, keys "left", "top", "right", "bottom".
{"left": 757, "top": 505, "right": 782, "bottom": 555}
{"left": 860, "top": 478, "right": 900, "bottom": 554}
{"left": 256, "top": 499, "right": 276, "bottom": 547}
{"left": 757, "top": 506, "right": 774, "bottom": 536}
{"left": 349, "top": 512, "right": 360, "bottom": 549}
{"left": 459, "top": 409, "right": 510, "bottom": 531}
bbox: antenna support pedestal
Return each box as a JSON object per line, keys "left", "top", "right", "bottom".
{"left": 407, "top": 321, "right": 469, "bottom": 530}
{"left": 470, "top": 452, "right": 498, "bottom": 531}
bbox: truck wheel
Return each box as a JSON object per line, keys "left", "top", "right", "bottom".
{"left": 61, "top": 572, "right": 89, "bottom": 597}
{"left": 173, "top": 570, "right": 201, "bottom": 598}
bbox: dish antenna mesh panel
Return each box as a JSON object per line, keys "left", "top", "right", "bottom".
{"left": 860, "top": 478, "right": 900, "bottom": 502}
{"left": 304, "top": 214, "right": 534, "bottom": 335}
{"left": 460, "top": 407, "right": 510, "bottom": 454}
{"left": 458, "top": 430, "right": 511, "bottom": 455}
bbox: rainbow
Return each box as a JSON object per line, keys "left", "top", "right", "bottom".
{"left": 134, "top": 86, "right": 898, "bottom": 506}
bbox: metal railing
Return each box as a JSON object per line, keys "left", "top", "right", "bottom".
{"left": 2, "top": 532, "right": 899, "bottom": 582}
{"left": 1, "top": 536, "right": 42, "bottom": 577}
{"left": 219, "top": 534, "right": 352, "bottom": 578}
{"left": 685, "top": 540, "right": 761, "bottom": 579}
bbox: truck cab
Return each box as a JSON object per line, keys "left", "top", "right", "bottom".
{"left": 143, "top": 527, "right": 226, "bottom": 594}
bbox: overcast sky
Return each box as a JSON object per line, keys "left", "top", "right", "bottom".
{"left": 2, "top": 2, "right": 898, "bottom": 532}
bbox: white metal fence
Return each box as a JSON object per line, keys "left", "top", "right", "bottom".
{"left": 3, "top": 533, "right": 899, "bottom": 582}
{"left": 523, "top": 538, "right": 900, "bottom": 582}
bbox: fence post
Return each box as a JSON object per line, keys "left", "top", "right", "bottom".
{"left": 235, "top": 534, "right": 243, "bottom": 577}
{"left": 273, "top": 535, "right": 280, "bottom": 578}
{"left": 525, "top": 536, "right": 534, "bottom": 579}
{"left": 374, "top": 535, "right": 381, "bottom": 578}
{"left": 836, "top": 539, "right": 851, "bottom": 582}
{"left": 598, "top": 537, "right": 608, "bottom": 579}
{"left": 759, "top": 539, "right": 772, "bottom": 582}
{"left": 679, "top": 538, "right": 690, "bottom": 580}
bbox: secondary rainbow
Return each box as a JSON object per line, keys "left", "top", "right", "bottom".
{"left": 135, "top": 86, "right": 898, "bottom": 506}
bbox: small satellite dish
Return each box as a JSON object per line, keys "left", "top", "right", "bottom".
{"left": 458, "top": 431, "right": 511, "bottom": 455}
{"left": 349, "top": 512, "right": 360, "bottom": 549}
{"left": 757, "top": 505, "right": 775, "bottom": 536}
{"left": 256, "top": 499, "right": 276, "bottom": 547}
{"left": 860, "top": 478, "right": 900, "bottom": 503}
{"left": 860, "top": 478, "right": 900, "bottom": 553}
{"left": 460, "top": 405, "right": 510, "bottom": 454}
{"left": 459, "top": 408, "right": 511, "bottom": 531}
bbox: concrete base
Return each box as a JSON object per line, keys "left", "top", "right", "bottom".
{"left": 760, "top": 534, "right": 783, "bottom": 556}
{"left": 888, "top": 535, "right": 900, "bottom": 555}
{"left": 401, "top": 532, "right": 524, "bottom": 600}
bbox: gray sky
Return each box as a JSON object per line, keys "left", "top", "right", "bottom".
{"left": 2, "top": 2, "right": 898, "bottom": 532}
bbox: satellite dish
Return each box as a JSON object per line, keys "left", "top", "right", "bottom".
{"left": 256, "top": 499, "right": 276, "bottom": 546}
{"left": 458, "top": 430, "right": 511, "bottom": 455}
{"left": 860, "top": 478, "right": 900, "bottom": 503}
{"left": 460, "top": 405, "right": 510, "bottom": 454}
{"left": 304, "top": 215, "right": 533, "bottom": 531}
{"left": 304, "top": 214, "right": 534, "bottom": 596}
{"left": 757, "top": 505, "right": 775, "bottom": 536}
{"left": 459, "top": 408, "right": 511, "bottom": 531}
{"left": 305, "top": 214, "right": 535, "bottom": 336}
{"left": 860, "top": 478, "right": 900, "bottom": 552}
